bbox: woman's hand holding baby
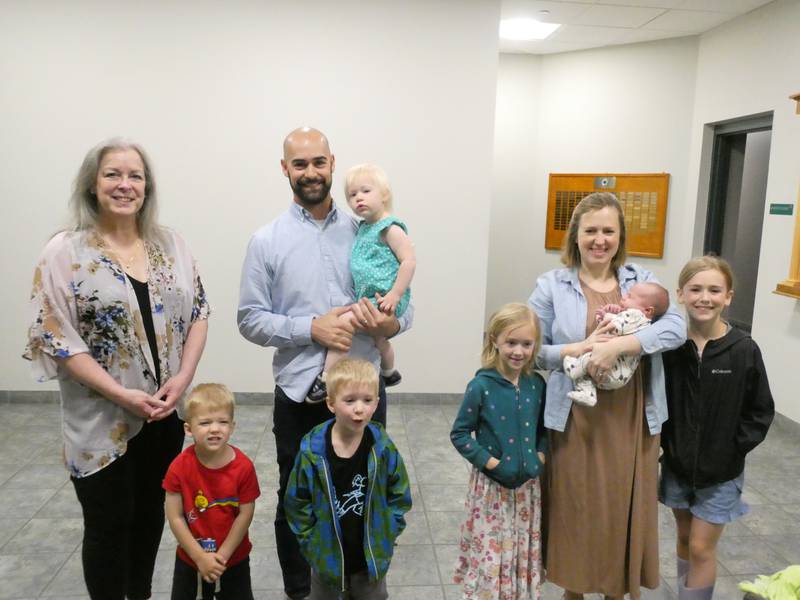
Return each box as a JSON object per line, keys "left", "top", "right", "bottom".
{"left": 560, "top": 320, "right": 617, "bottom": 359}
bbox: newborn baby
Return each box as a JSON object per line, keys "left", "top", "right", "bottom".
{"left": 563, "top": 282, "right": 669, "bottom": 407}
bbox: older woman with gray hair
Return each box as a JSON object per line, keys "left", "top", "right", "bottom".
{"left": 24, "top": 138, "right": 210, "bottom": 600}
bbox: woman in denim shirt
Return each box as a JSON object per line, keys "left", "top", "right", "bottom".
{"left": 528, "top": 193, "right": 684, "bottom": 600}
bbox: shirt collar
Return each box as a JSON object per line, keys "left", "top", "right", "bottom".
{"left": 289, "top": 201, "right": 339, "bottom": 224}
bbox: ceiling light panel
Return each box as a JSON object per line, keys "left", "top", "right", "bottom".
{"left": 500, "top": 17, "right": 562, "bottom": 40}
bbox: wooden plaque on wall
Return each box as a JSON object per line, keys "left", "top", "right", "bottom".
{"left": 545, "top": 173, "right": 670, "bottom": 258}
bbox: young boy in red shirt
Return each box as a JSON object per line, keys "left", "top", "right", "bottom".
{"left": 163, "top": 383, "right": 260, "bottom": 599}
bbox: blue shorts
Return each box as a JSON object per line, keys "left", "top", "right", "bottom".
{"left": 658, "top": 464, "right": 749, "bottom": 524}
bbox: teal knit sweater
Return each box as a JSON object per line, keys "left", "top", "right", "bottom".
{"left": 450, "top": 368, "right": 547, "bottom": 489}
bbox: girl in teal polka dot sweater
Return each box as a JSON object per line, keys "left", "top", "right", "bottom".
{"left": 307, "top": 164, "right": 416, "bottom": 402}
{"left": 450, "top": 303, "right": 548, "bottom": 600}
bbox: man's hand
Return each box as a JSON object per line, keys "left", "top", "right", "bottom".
{"left": 311, "top": 307, "right": 354, "bottom": 352}
{"left": 350, "top": 296, "right": 400, "bottom": 338}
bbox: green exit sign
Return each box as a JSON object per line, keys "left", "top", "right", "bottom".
{"left": 770, "top": 203, "right": 794, "bottom": 216}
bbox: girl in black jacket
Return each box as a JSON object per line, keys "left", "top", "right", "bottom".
{"left": 660, "top": 256, "right": 773, "bottom": 600}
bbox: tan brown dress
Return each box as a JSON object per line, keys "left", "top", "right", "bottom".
{"left": 544, "top": 283, "right": 660, "bottom": 599}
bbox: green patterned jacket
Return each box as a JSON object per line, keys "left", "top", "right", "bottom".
{"left": 285, "top": 419, "right": 412, "bottom": 591}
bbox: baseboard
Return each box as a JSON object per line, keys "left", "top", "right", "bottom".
{"left": 0, "top": 390, "right": 463, "bottom": 405}
{"left": 771, "top": 411, "right": 800, "bottom": 437}
{"left": 3, "top": 391, "right": 796, "bottom": 430}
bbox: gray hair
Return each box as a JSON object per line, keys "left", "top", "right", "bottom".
{"left": 69, "top": 137, "right": 162, "bottom": 240}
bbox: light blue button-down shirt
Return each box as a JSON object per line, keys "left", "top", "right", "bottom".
{"left": 528, "top": 264, "right": 686, "bottom": 434}
{"left": 238, "top": 202, "right": 413, "bottom": 402}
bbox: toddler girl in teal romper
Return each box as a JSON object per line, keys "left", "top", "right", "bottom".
{"left": 307, "top": 164, "right": 416, "bottom": 402}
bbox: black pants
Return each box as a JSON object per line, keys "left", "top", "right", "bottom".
{"left": 273, "top": 383, "right": 386, "bottom": 600}
{"left": 170, "top": 555, "right": 254, "bottom": 600}
{"left": 72, "top": 413, "right": 185, "bottom": 600}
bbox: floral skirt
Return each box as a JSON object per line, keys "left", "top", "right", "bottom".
{"left": 453, "top": 469, "right": 542, "bottom": 600}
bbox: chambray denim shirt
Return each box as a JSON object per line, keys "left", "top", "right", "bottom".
{"left": 238, "top": 202, "right": 413, "bottom": 402}
{"left": 528, "top": 264, "right": 685, "bottom": 434}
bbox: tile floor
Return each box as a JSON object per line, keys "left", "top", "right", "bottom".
{"left": 1, "top": 399, "right": 799, "bottom": 599}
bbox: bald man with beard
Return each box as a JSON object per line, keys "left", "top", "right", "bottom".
{"left": 238, "top": 127, "right": 413, "bottom": 600}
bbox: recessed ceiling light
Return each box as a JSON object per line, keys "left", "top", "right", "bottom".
{"left": 499, "top": 17, "right": 561, "bottom": 41}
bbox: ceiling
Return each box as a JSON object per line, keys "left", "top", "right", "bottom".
{"left": 500, "top": 0, "right": 775, "bottom": 54}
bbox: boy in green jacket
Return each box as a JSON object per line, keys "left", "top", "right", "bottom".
{"left": 285, "top": 359, "right": 411, "bottom": 599}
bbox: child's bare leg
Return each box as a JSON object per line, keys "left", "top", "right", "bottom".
{"left": 375, "top": 336, "right": 402, "bottom": 386}
{"left": 673, "top": 508, "right": 693, "bottom": 577}
{"left": 307, "top": 310, "right": 358, "bottom": 401}
{"left": 323, "top": 347, "right": 346, "bottom": 373}
{"left": 375, "top": 336, "right": 394, "bottom": 372}
{"left": 686, "top": 518, "right": 724, "bottom": 588}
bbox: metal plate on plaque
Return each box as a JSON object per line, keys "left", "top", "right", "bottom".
{"left": 594, "top": 176, "right": 616, "bottom": 189}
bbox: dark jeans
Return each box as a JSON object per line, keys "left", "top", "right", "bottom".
{"left": 170, "top": 555, "right": 254, "bottom": 600}
{"left": 273, "top": 383, "right": 386, "bottom": 600}
{"left": 72, "top": 413, "right": 185, "bottom": 600}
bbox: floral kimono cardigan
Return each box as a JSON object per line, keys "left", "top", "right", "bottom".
{"left": 24, "top": 228, "right": 210, "bottom": 478}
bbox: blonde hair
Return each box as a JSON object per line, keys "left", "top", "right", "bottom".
{"left": 561, "top": 192, "right": 627, "bottom": 270}
{"left": 69, "top": 137, "right": 163, "bottom": 241}
{"left": 481, "top": 303, "right": 541, "bottom": 376}
{"left": 678, "top": 255, "right": 735, "bottom": 290}
{"left": 344, "top": 163, "right": 393, "bottom": 212}
{"left": 183, "top": 383, "right": 235, "bottom": 421}
{"left": 326, "top": 358, "right": 379, "bottom": 403}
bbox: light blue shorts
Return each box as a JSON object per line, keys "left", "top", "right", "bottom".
{"left": 658, "top": 464, "right": 749, "bottom": 524}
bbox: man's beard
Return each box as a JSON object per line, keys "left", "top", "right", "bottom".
{"left": 291, "top": 176, "right": 331, "bottom": 205}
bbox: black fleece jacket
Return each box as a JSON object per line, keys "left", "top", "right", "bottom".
{"left": 661, "top": 326, "right": 774, "bottom": 489}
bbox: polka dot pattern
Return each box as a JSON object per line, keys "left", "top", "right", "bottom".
{"left": 350, "top": 215, "right": 411, "bottom": 317}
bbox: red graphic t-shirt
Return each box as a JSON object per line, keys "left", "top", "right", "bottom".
{"left": 163, "top": 445, "right": 261, "bottom": 568}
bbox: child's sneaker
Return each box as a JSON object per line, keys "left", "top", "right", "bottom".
{"left": 381, "top": 369, "right": 402, "bottom": 387}
{"left": 306, "top": 375, "right": 327, "bottom": 403}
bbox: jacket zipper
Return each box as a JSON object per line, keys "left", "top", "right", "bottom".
{"left": 691, "top": 344, "right": 702, "bottom": 489}
{"left": 365, "top": 447, "right": 379, "bottom": 578}
{"left": 515, "top": 386, "right": 523, "bottom": 482}
{"left": 320, "top": 456, "right": 347, "bottom": 593}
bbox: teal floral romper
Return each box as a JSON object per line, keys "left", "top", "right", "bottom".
{"left": 350, "top": 215, "right": 410, "bottom": 317}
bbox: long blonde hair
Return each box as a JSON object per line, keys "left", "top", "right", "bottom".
{"left": 481, "top": 303, "right": 540, "bottom": 376}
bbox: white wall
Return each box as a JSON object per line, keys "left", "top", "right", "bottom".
{"left": 0, "top": 0, "right": 500, "bottom": 393}
{"left": 487, "top": 37, "right": 699, "bottom": 320}
{"left": 486, "top": 53, "right": 542, "bottom": 319}
{"left": 684, "top": 0, "right": 800, "bottom": 422}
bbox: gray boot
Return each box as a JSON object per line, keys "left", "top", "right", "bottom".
{"left": 677, "top": 574, "right": 714, "bottom": 600}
